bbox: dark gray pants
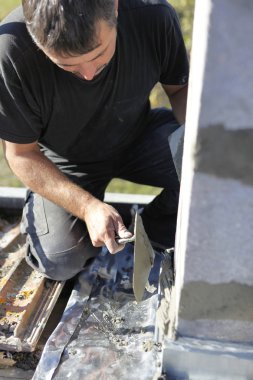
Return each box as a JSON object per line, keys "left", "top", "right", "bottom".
{"left": 21, "top": 109, "right": 180, "bottom": 281}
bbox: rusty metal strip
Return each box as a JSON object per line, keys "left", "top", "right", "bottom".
{"left": 0, "top": 219, "right": 64, "bottom": 352}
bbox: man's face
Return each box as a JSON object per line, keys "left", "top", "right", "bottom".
{"left": 43, "top": 20, "right": 117, "bottom": 81}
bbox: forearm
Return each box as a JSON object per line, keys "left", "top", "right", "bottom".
{"left": 5, "top": 145, "right": 97, "bottom": 221}
{"left": 3, "top": 140, "right": 132, "bottom": 253}
{"left": 169, "top": 84, "right": 188, "bottom": 125}
{"left": 162, "top": 83, "right": 188, "bottom": 125}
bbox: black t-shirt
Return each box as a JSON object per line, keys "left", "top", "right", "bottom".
{"left": 0, "top": 0, "right": 189, "bottom": 164}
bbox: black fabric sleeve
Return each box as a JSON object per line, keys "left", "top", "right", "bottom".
{"left": 0, "top": 55, "right": 42, "bottom": 144}
{"left": 159, "top": 5, "right": 189, "bottom": 85}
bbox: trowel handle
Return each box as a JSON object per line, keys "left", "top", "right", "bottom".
{"left": 115, "top": 235, "right": 135, "bottom": 245}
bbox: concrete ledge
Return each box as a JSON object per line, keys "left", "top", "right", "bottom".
{"left": 0, "top": 187, "right": 155, "bottom": 210}
{"left": 163, "top": 337, "right": 253, "bottom": 379}
{"left": 0, "top": 187, "right": 27, "bottom": 209}
{"left": 104, "top": 192, "right": 155, "bottom": 205}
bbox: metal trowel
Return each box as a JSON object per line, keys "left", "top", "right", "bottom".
{"left": 116, "top": 213, "right": 155, "bottom": 302}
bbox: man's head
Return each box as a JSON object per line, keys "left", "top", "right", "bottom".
{"left": 22, "top": 0, "right": 118, "bottom": 80}
{"left": 22, "top": 0, "right": 117, "bottom": 55}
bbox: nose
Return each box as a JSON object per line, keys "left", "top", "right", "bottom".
{"left": 79, "top": 63, "right": 97, "bottom": 81}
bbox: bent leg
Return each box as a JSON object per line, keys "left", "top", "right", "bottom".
{"left": 21, "top": 192, "right": 100, "bottom": 281}
{"left": 118, "top": 108, "right": 181, "bottom": 248}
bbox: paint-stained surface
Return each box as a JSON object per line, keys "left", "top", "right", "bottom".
{"left": 0, "top": 218, "right": 64, "bottom": 353}
{"left": 179, "top": 281, "right": 253, "bottom": 321}
{"left": 133, "top": 213, "right": 155, "bottom": 302}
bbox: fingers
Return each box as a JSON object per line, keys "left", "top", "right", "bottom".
{"left": 107, "top": 219, "right": 133, "bottom": 254}
{"left": 84, "top": 201, "right": 132, "bottom": 254}
{"left": 89, "top": 224, "right": 124, "bottom": 254}
{"left": 99, "top": 210, "right": 132, "bottom": 254}
{"left": 114, "top": 218, "right": 132, "bottom": 238}
{"left": 105, "top": 236, "right": 125, "bottom": 254}
{"left": 104, "top": 220, "right": 133, "bottom": 254}
{"left": 104, "top": 228, "right": 125, "bottom": 254}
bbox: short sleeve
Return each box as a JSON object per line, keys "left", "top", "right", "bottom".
{"left": 159, "top": 5, "right": 189, "bottom": 85}
{"left": 0, "top": 35, "right": 43, "bottom": 144}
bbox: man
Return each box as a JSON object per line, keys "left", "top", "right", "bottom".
{"left": 0, "top": 0, "right": 188, "bottom": 281}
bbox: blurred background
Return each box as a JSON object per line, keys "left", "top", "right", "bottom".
{"left": 0, "top": 0, "right": 194, "bottom": 194}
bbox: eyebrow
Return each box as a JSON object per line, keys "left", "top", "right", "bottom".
{"left": 58, "top": 44, "right": 107, "bottom": 67}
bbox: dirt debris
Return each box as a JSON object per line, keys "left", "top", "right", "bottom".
{"left": 0, "top": 321, "right": 17, "bottom": 337}
{"left": 12, "top": 350, "right": 42, "bottom": 370}
{"left": 0, "top": 351, "right": 16, "bottom": 367}
{"left": 110, "top": 335, "right": 128, "bottom": 347}
{"left": 111, "top": 316, "right": 125, "bottom": 325}
{"left": 153, "top": 374, "right": 167, "bottom": 380}
{"left": 142, "top": 340, "right": 162, "bottom": 353}
{"left": 156, "top": 249, "right": 175, "bottom": 336}
{"left": 0, "top": 350, "right": 42, "bottom": 370}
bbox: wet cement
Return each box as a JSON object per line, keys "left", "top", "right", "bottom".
{"left": 133, "top": 213, "right": 155, "bottom": 302}
{"left": 179, "top": 281, "right": 253, "bottom": 321}
{"left": 195, "top": 124, "right": 253, "bottom": 186}
{"left": 156, "top": 249, "right": 175, "bottom": 337}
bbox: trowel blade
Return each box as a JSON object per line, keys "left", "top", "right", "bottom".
{"left": 133, "top": 213, "right": 155, "bottom": 302}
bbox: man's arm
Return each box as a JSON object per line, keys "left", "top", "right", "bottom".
{"left": 2, "top": 140, "right": 131, "bottom": 253}
{"left": 162, "top": 83, "right": 188, "bottom": 125}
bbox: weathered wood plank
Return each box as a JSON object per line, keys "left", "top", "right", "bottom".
{"left": 0, "top": 218, "right": 64, "bottom": 352}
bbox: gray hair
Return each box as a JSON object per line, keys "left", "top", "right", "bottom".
{"left": 22, "top": 0, "right": 117, "bottom": 56}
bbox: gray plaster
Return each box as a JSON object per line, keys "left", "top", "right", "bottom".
{"left": 179, "top": 281, "right": 253, "bottom": 321}
{"left": 133, "top": 213, "right": 155, "bottom": 302}
{"left": 195, "top": 124, "right": 253, "bottom": 186}
{"left": 163, "top": 337, "right": 253, "bottom": 379}
{"left": 183, "top": 173, "right": 253, "bottom": 285}
{"left": 172, "top": 0, "right": 253, "bottom": 346}
{"left": 176, "top": 173, "right": 253, "bottom": 342}
{"left": 199, "top": 0, "right": 253, "bottom": 129}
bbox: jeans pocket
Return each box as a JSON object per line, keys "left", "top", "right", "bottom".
{"left": 21, "top": 192, "right": 49, "bottom": 236}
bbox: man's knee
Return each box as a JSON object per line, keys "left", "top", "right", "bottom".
{"left": 25, "top": 237, "right": 100, "bottom": 281}
{"left": 21, "top": 192, "right": 99, "bottom": 281}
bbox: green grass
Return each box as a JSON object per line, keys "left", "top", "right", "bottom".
{"left": 106, "top": 179, "right": 161, "bottom": 195}
{"left": 0, "top": 0, "right": 21, "bottom": 20}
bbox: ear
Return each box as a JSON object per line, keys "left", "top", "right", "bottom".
{"left": 115, "top": 0, "right": 119, "bottom": 17}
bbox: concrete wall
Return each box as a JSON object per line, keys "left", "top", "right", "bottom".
{"left": 172, "top": 0, "right": 253, "bottom": 344}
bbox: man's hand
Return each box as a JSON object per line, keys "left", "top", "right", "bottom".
{"left": 83, "top": 199, "right": 133, "bottom": 254}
